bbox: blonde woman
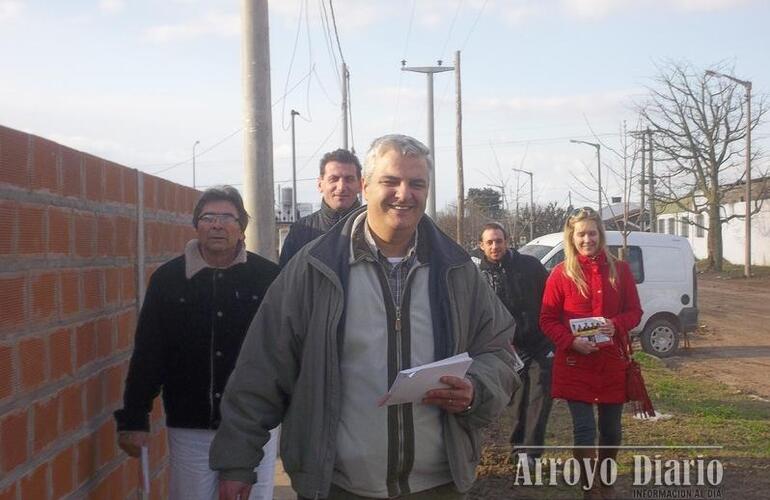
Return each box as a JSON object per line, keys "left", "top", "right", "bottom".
{"left": 539, "top": 207, "right": 642, "bottom": 499}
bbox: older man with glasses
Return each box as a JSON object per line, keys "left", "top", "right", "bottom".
{"left": 114, "top": 186, "right": 280, "bottom": 500}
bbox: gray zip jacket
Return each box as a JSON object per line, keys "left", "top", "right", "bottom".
{"left": 210, "top": 207, "right": 520, "bottom": 498}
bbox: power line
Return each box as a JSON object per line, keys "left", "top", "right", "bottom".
{"left": 281, "top": 0, "right": 306, "bottom": 131}
{"left": 438, "top": 0, "right": 463, "bottom": 62}
{"left": 392, "top": 0, "right": 417, "bottom": 130}
{"left": 327, "top": 0, "right": 346, "bottom": 65}
{"left": 150, "top": 129, "right": 242, "bottom": 175}
{"left": 318, "top": 0, "right": 342, "bottom": 88}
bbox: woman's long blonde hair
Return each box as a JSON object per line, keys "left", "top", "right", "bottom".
{"left": 562, "top": 207, "right": 617, "bottom": 297}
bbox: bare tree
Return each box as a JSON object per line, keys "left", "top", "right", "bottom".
{"left": 638, "top": 60, "right": 767, "bottom": 270}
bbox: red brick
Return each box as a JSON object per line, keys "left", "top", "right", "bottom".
{"left": 116, "top": 310, "right": 135, "bottom": 351}
{"left": 75, "top": 321, "right": 97, "bottom": 369}
{"left": 20, "top": 462, "right": 46, "bottom": 500}
{"left": 60, "top": 383, "right": 83, "bottom": 434}
{"left": 51, "top": 446, "right": 75, "bottom": 498}
{"left": 18, "top": 204, "right": 45, "bottom": 254}
{"left": 30, "top": 135, "right": 59, "bottom": 192}
{"left": 115, "top": 216, "right": 135, "bottom": 257}
{"left": 77, "top": 433, "right": 98, "bottom": 486}
{"left": 89, "top": 464, "right": 123, "bottom": 500}
{"left": 0, "top": 409, "right": 28, "bottom": 471}
{"left": 30, "top": 272, "right": 57, "bottom": 323}
{"left": 104, "top": 363, "right": 124, "bottom": 408}
{"left": 19, "top": 336, "right": 46, "bottom": 390}
{"left": 97, "top": 216, "right": 115, "bottom": 256}
{"left": 48, "top": 206, "right": 71, "bottom": 255}
{"left": 60, "top": 270, "right": 80, "bottom": 317}
{"left": 104, "top": 161, "right": 123, "bottom": 202}
{"left": 82, "top": 268, "right": 103, "bottom": 311}
{"left": 121, "top": 266, "right": 136, "bottom": 306}
{"left": 33, "top": 394, "right": 59, "bottom": 452}
{"left": 96, "top": 316, "right": 113, "bottom": 359}
{"left": 0, "top": 275, "right": 26, "bottom": 330}
{"left": 85, "top": 375, "right": 103, "bottom": 420}
{"left": 84, "top": 155, "right": 103, "bottom": 201}
{"left": 0, "top": 125, "right": 30, "bottom": 188}
{"left": 0, "top": 483, "right": 17, "bottom": 500}
{"left": 143, "top": 175, "right": 157, "bottom": 209}
{"left": 0, "top": 344, "right": 12, "bottom": 400}
{"left": 61, "top": 148, "right": 82, "bottom": 197}
{"left": 49, "top": 327, "right": 72, "bottom": 380}
{"left": 123, "top": 458, "right": 140, "bottom": 495}
{"left": 0, "top": 200, "right": 17, "bottom": 254}
{"left": 124, "top": 168, "right": 137, "bottom": 205}
{"left": 105, "top": 267, "right": 119, "bottom": 305}
{"left": 98, "top": 418, "right": 117, "bottom": 464}
{"left": 74, "top": 213, "right": 96, "bottom": 257}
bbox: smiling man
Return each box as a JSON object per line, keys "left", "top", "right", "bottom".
{"left": 278, "top": 148, "right": 362, "bottom": 268}
{"left": 114, "top": 186, "right": 280, "bottom": 500}
{"left": 211, "top": 135, "right": 520, "bottom": 499}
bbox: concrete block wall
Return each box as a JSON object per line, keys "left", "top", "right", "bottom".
{"left": 0, "top": 125, "right": 198, "bottom": 499}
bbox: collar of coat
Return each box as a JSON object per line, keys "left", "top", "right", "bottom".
{"left": 319, "top": 197, "right": 362, "bottom": 225}
{"left": 577, "top": 251, "right": 607, "bottom": 268}
{"left": 184, "top": 239, "right": 247, "bottom": 279}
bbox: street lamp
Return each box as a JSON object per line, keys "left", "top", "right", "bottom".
{"left": 706, "top": 69, "right": 753, "bottom": 278}
{"left": 192, "top": 140, "right": 200, "bottom": 189}
{"left": 512, "top": 167, "right": 534, "bottom": 242}
{"left": 290, "top": 110, "right": 300, "bottom": 222}
{"left": 570, "top": 140, "right": 602, "bottom": 218}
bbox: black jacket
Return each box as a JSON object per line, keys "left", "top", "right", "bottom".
{"left": 114, "top": 251, "right": 279, "bottom": 431}
{"left": 472, "top": 248, "right": 552, "bottom": 357}
{"left": 278, "top": 198, "right": 361, "bottom": 268}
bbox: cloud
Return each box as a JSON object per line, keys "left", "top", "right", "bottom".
{"left": 143, "top": 11, "right": 239, "bottom": 43}
{"left": 98, "top": 0, "right": 125, "bottom": 14}
{"left": 0, "top": 0, "right": 23, "bottom": 22}
{"left": 469, "top": 89, "right": 638, "bottom": 115}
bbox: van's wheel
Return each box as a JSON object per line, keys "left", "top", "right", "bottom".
{"left": 640, "top": 318, "right": 679, "bottom": 358}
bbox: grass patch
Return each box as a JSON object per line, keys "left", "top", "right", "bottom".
{"left": 696, "top": 259, "right": 770, "bottom": 278}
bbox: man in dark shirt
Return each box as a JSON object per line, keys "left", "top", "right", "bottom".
{"left": 472, "top": 222, "right": 553, "bottom": 469}
{"left": 278, "top": 149, "right": 362, "bottom": 267}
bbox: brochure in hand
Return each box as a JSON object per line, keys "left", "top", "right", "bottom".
{"left": 377, "top": 352, "right": 473, "bottom": 407}
{"left": 569, "top": 316, "right": 612, "bottom": 346}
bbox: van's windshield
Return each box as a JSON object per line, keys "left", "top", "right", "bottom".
{"left": 518, "top": 244, "right": 554, "bottom": 261}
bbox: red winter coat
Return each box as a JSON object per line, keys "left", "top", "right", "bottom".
{"left": 539, "top": 253, "right": 642, "bottom": 404}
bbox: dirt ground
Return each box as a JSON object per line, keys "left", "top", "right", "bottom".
{"left": 664, "top": 272, "right": 770, "bottom": 400}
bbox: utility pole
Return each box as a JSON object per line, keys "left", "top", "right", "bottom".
{"left": 647, "top": 128, "right": 656, "bottom": 232}
{"left": 454, "top": 50, "right": 464, "bottom": 245}
{"left": 192, "top": 140, "right": 200, "bottom": 189}
{"left": 291, "top": 109, "right": 299, "bottom": 222}
{"left": 401, "top": 60, "right": 454, "bottom": 219}
{"left": 512, "top": 168, "right": 534, "bottom": 242}
{"left": 241, "top": 0, "right": 276, "bottom": 259}
{"left": 341, "top": 62, "right": 349, "bottom": 150}
{"left": 570, "top": 140, "right": 602, "bottom": 219}
{"left": 629, "top": 129, "right": 647, "bottom": 230}
{"left": 706, "top": 70, "right": 753, "bottom": 277}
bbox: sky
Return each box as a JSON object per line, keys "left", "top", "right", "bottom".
{"left": 1, "top": 0, "right": 768, "bottom": 213}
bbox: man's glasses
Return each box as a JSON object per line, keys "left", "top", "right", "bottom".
{"left": 198, "top": 213, "right": 240, "bottom": 226}
{"left": 570, "top": 206, "right": 598, "bottom": 217}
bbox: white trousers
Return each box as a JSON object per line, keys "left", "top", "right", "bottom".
{"left": 167, "top": 426, "right": 278, "bottom": 500}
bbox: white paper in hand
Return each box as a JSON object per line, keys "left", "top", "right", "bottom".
{"left": 378, "top": 352, "right": 473, "bottom": 406}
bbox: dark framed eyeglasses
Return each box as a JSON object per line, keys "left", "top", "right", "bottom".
{"left": 570, "top": 206, "right": 598, "bottom": 217}
{"left": 198, "top": 213, "right": 240, "bottom": 226}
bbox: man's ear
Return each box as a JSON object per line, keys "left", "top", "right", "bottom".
{"left": 317, "top": 176, "right": 324, "bottom": 193}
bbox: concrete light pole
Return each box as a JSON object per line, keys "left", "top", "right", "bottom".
{"left": 706, "top": 69, "right": 753, "bottom": 278}
{"left": 570, "top": 140, "right": 602, "bottom": 218}
{"left": 401, "top": 60, "right": 454, "bottom": 219}
{"left": 512, "top": 168, "right": 534, "bottom": 242}
{"left": 192, "top": 140, "right": 200, "bottom": 189}
{"left": 290, "top": 109, "right": 300, "bottom": 222}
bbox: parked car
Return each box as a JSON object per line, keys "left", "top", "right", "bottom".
{"left": 520, "top": 231, "right": 698, "bottom": 357}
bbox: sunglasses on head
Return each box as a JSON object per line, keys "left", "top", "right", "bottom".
{"left": 570, "top": 206, "right": 598, "bottom": 217}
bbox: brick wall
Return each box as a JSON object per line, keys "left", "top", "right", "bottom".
{"left": 0, "top": 125, "right": 198, "bottom": 499}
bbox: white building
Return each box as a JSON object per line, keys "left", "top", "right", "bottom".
{"left": 655, "top": 178, "right": 770, "bottom": 266}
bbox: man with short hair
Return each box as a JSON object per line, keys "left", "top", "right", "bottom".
{"left": 278, "top": 148, "right": 362, "bottom": 267}
{"left": 472, "top": 222, "right": 553, "bottom": 469}
{"left": 211, "top": 135, "right": 520, "bottom": 500}
{"left": 114, "top": 186, "right": 280, "bottom": 500}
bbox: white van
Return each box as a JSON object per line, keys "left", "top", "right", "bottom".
{"left": 520, "top": 231, "right": 698, "bottom": 357}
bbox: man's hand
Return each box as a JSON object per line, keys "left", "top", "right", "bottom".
{"left": 571, "top": 337, "right": 599, "bottom": 355}
{"left": 117, "top": 431, "right": 149, "bottom": 458}
{"left": 219, "top": 479, "right": 252, "bottom": 500}
{"left": 422, "top": 376, "right": 474, "bottom": 414}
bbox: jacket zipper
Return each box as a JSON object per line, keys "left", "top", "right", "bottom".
{"left": 209, "top": 272, "right": 217, "bottom": 424}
